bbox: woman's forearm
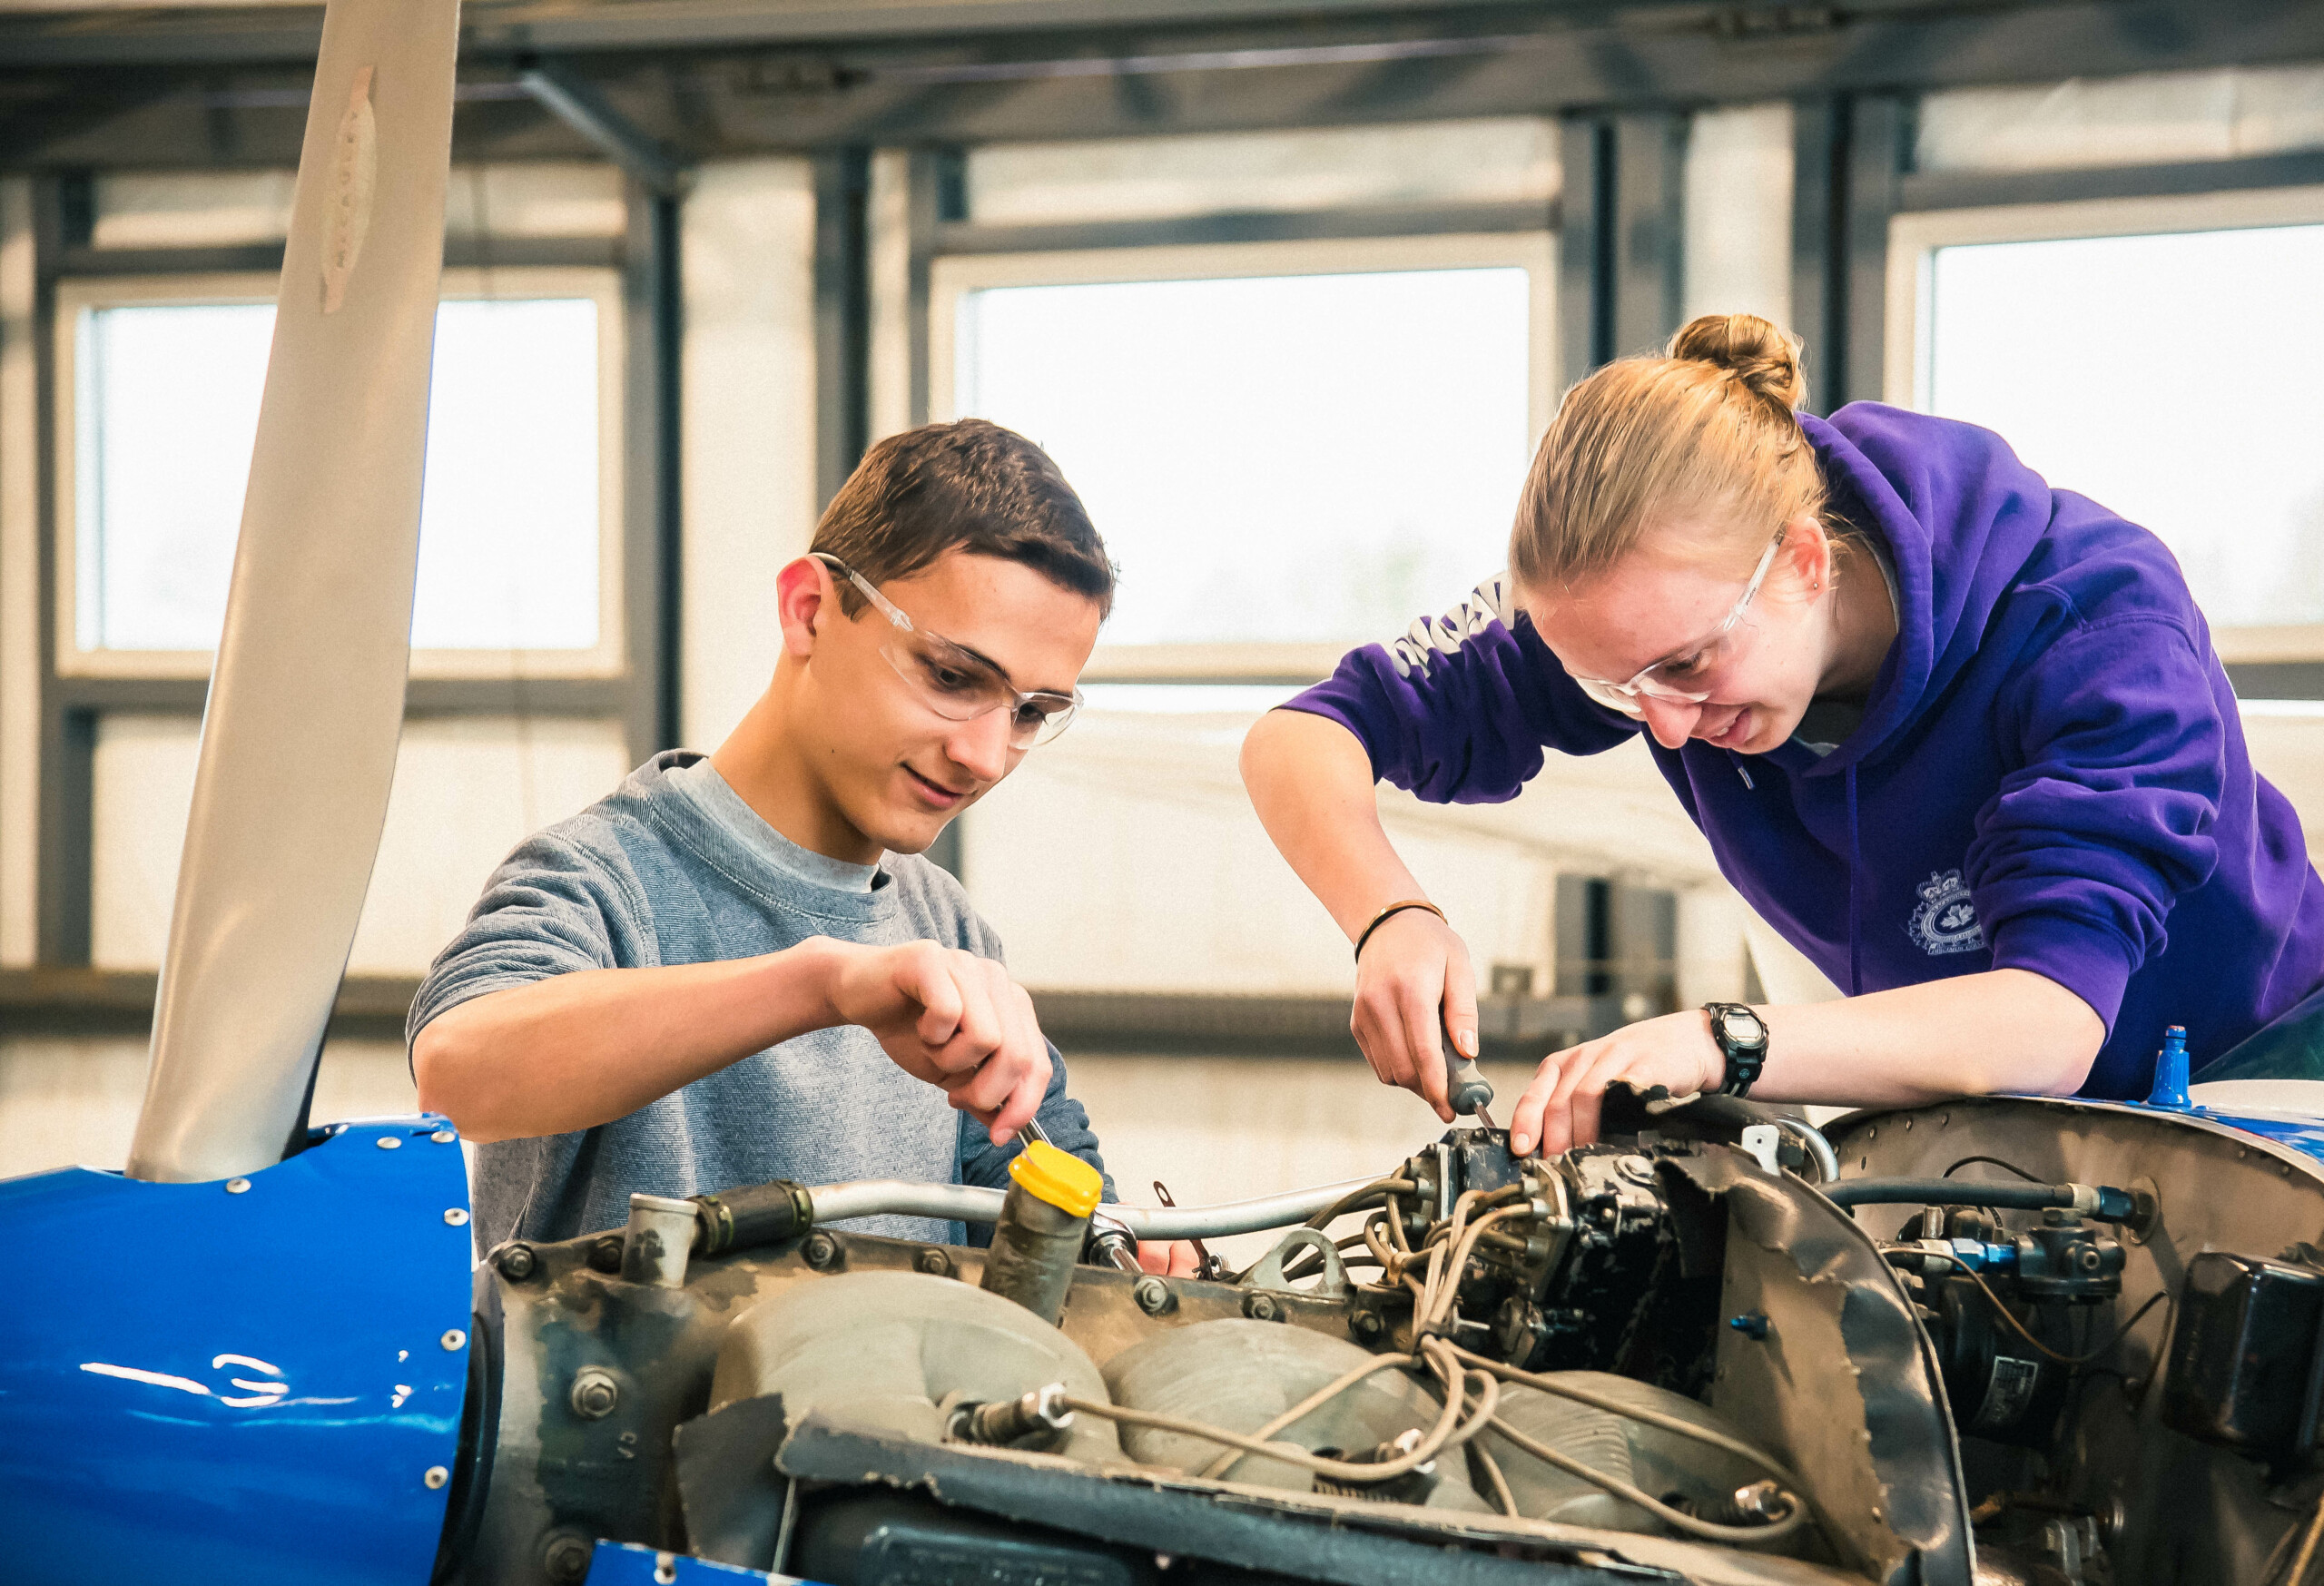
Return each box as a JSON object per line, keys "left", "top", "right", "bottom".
{"left": 412, "top": 944, "right": 845, "bottom": 1143}
{"left": 1511, "top": 966, "right": 2108, "bottom": 1156}
{"left": 1756, "top": 968, "right": 2105, "bottom": 1106}
{"left": 1239, "top": 709, "right": 1424, "bottom": 939}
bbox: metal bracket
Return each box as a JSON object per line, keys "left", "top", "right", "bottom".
{"left": 1739, "top": 1124, "right": 1783, "bottom": 1176}
{"left": 1242, "top": 1226, "right": 1350, "bottom": 1299}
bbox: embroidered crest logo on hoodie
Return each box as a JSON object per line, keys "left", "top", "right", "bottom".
{"left": 1909, "top": 870, "right": 1984, "bottom": 956}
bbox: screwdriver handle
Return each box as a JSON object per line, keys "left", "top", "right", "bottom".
{"left": 1444, "top": 1050, "right": 1494, "bottom": 1119}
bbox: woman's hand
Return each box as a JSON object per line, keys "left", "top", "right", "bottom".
{"left": 1351, "top": 907, "right": 1479, "bottom": 1122}
{"left": 1508, "top": 1009, "right": 1727, "bottom": 1157}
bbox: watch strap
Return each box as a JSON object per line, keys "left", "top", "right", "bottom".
{"left": 1702, "top": 1001, "right": 1768, "bottom": 1097}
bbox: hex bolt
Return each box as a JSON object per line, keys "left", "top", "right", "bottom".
{"left": 587, "top": 1235, "right": 625, "bottom": 1274}
{"left": 440, "top": 1328, "right": 468, "bottom": 1353}
{"left": 803, "top": 1230, "right": 843, "bottom": 1270}
{"left": 224, "top": 1177, "right": 251, "bottom": 1195}
{"left": 444, "top": 1207, "right": 470, "bottom": 1226}
{"left": 1243, "top": 1291, "right": 1282, "bottom": 1323}
{"left": 570, "top": 1367, "right": 620, "bottom": 1420}
{"left": 916, "top": 1247, "right": 953, "bottom": 1277}
{"left": 496, "top": 1243, "right": 537, "bottom": 1281}
{"left": 542, "top": 1531, "right": 595, "bottom": 1584}
{"left": 1349, "top": 1308, "right": 1385, "bottom": 1344}
{"left": 1133, "top": 1276, "right": 1176, "bottom": 1315}
{"left": 423, "top": 1465, "right": 449, "bottom": 1490}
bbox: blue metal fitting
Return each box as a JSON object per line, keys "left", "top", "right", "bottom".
{"left": 1728, "top": 1312, "right": 1770, "bottom": 1341}
{"left": 2145, "top": 1023, "right": 2193, "bottom": 1111}
{"left": 1946, "top": 1237, "right": 2018, "bottom": 1274}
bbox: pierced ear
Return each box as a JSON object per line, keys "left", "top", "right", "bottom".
{"left": 1784, "top": 513, "right": 1834, "bottom": 593}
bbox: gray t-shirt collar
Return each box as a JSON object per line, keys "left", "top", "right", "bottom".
{"left": 661, "top": 754, "right": 885, "bottom": 897}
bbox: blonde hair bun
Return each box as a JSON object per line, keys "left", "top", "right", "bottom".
{"left": 1668, "top": 313, "right": 1807, "bottom": 410}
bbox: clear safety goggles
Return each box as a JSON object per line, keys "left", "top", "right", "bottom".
{"left": 812, "top": 553, "right": 1083, "bottom": 748}
{"left": 1568, "top": 528, "right": 1787, "bottom": 718}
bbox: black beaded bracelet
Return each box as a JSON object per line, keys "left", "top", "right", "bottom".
{"left": 1354, "top": 899, "right": 1447, "bottom": 962}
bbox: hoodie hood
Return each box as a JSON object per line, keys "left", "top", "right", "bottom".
{"left": 1797, "top": 405, "right": 2058, "bottom": 775}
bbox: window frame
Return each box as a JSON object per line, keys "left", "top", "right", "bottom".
{"left": 926, "top": 230, "right": 1558, "bottom": 684}
{"left": 1882, "top": 181, "right": 2324, "bottom": 665}
{"left": 51, "top": 263, "right": 628, "bottom": 681}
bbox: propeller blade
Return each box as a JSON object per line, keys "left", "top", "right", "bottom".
{"left": 126, "top": 0, "right": 461, "bottom": 1183}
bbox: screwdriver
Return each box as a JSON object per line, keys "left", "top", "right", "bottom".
{"left": 1018, "top": 1119, "right": 1141, "bottom": 1274}
{"left": 1442, "top": 1020, "right": 1498, "bottom": 1129}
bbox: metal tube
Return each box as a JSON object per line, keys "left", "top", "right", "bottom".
{"left": 805, "top": 1175, "right": 1379, "bottom": 1239}
{"left": 1777, "top": 1118, "right": 1841, "bottom": 1184}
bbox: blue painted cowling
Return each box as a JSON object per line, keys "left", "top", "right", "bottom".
{"left": 0, "top": 1117, "right": 473, "bottom": 1586}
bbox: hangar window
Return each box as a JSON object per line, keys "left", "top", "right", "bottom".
{"left": 58, "top": 267, "right": 622, "bottom": 678}
{"left": 931, "top": 234, "right": 1555, "bottom": 682}
{"left": 1887, "top": 189, "right": 2324, "bottom": 644}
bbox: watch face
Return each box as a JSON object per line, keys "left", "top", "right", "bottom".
{"left": 1718, "top": 1009, "right": 1761, "bottom": 1046}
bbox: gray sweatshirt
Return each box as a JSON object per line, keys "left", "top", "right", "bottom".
{"left": 407, "top": 749, "right": 1111, "bottom": 1251}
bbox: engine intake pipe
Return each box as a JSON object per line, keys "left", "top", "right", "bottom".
{"left": 682, "top": 1174, "right": 1383, "bottom": 1260}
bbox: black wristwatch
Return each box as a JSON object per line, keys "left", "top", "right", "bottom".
{"left": 1703, "top": 1002, "right": 1768, "bottom": 1097}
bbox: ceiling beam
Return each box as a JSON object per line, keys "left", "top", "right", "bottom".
{"left": 2, "top": 0, "right": 2319, "bottom": 170}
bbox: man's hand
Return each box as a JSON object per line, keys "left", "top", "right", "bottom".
{"left": 822, "top": 940, "right": 1052, "bottom": 1145}
{"left": 1508, "top": 1009, "right": 1727, "bottom": 1157}
{"left": 1137, "top": 1240, "right": 1202, "bottom": 1276}
{"left": 1349, "top": 907, "right": 1478, "bottom": 1122}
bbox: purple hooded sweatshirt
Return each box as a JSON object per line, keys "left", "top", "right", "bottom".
{"left": 1285, "top": 403, "right": 2324, "bottom": 1098}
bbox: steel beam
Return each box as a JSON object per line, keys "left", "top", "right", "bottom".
{"left": 4, "top": 1, "right": 2323, "bottom": 167}
{"left": 812, "top": 147, "right": 872, "bottom": 512}
{"left": 1557, "top": 113, "right": 1610, "bottom": 389}
{"left": 516, "top": 58, "right": 690, "bottom": 196}
{"left": 1611, "top": 111, "right": 1684, "bottom": 360}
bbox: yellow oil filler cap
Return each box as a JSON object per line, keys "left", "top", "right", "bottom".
{"left": 1009, "top": 1139, "right": 1103, "bottom": 1219}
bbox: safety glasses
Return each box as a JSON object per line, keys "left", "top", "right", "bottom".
{"left": 810, "top": 554, "right": 1083, "bottom": 748}
{"left": 1568, "top": 528, "right": 1787, "bottom": 718}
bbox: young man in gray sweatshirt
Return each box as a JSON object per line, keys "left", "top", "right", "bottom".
{"left": 409, "top": 420, "right": 1187, "bottom": 1266}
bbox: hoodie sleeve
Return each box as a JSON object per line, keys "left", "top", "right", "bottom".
{"left": 1281, "top": 575, "right": 1639, "bottom": 804}
{"left": 953, "top": 1046, "right": 1116, "bottom": 1249}
{"left": 1968, "top": 614, "right": 2225, "bottom": 1034}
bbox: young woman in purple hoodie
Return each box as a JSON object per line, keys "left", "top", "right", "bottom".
{"left": 1243, "top": 313, "right": 2324, "bottom": 1158}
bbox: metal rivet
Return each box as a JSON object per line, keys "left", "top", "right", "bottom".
{"left": 224, "top": 1177, "right": 251, "bottom": 1195}
{"left": 377, "top": 1136, "right": 402, "bottom": 1150}
{"left": 424, "top": 1465, "right": 448, "bottom": 1489}
{"left": 441, "top": 1328, "right": 467, "bottom": 1352}
{"left": 432, "top": 1128, "right": 457, "bottom": 1144}
{"left": 445, "top": 1208, "right": 470, "bottom": 1226}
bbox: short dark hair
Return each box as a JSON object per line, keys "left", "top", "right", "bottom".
{"left": 811, "top": 419, "right": 1115, "bottom": 619}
